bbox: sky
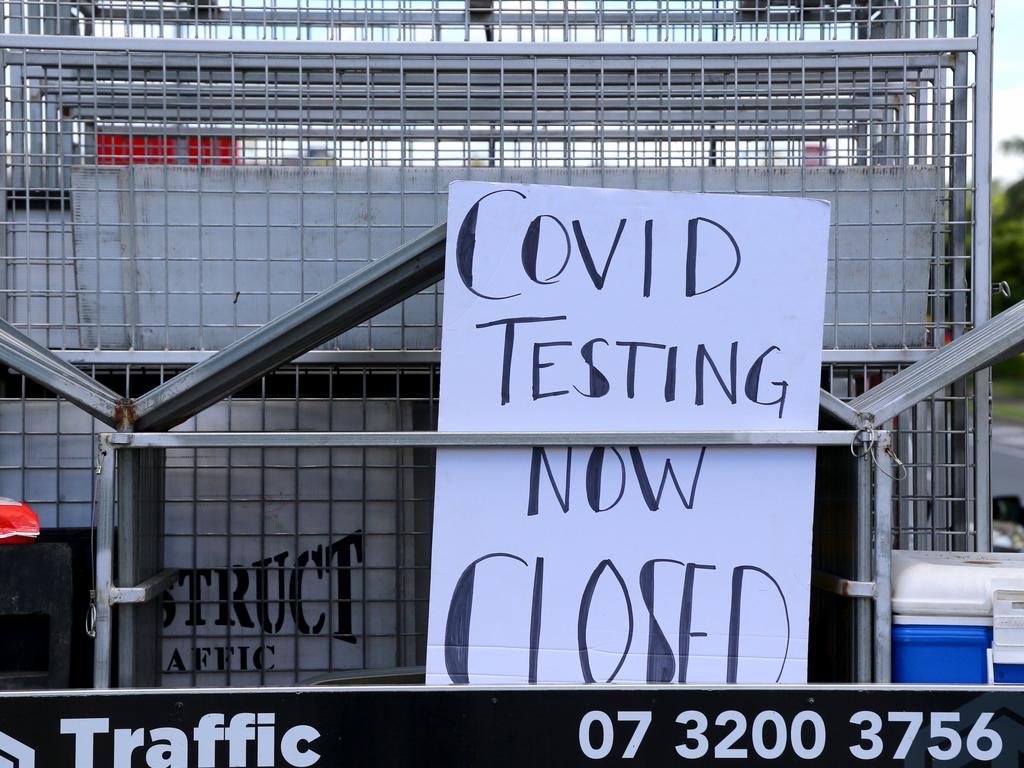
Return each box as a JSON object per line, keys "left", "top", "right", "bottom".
{"left": 993, "top": 2, "right": 1024, "bottom": 182}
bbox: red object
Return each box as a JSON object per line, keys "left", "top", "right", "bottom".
{"left": 97, "top": 134, "right": 172, "bottom": 165}
{"left": 0, "top": 498, "right": 40, "bottom": 544}
{"left": 803, "top": 142, "right": 828, "bottom": 167}
{"left": 97, "top": 134, "right": 236, "bottom": 166}
{"left": 187, "top": 136, "right": 235, "bottom": 166}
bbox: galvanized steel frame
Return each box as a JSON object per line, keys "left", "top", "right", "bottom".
{"left": 2, "top": 1, "right": 978, "bottom": 41}
{"left": 129, "top": 223, "right": 445, "bottom": 430}
{"left": 0, "top": 0, "right": 997, "bottom": 689}
{"left": 972, "top": 0, "right": 996, "bottom": 553}
{"left": 3, "top": 186, "right": 1015, "bottom": 685}
{"left": 0, "top": 317, "right": 120, "bottom": 425}
{"left": 92, "top": 427, "right": 893, "bottom": 688}
{"left": 0, "top": 35, "right": 983, "bottom": 55}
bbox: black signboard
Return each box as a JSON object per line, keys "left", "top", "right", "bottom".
{"left": 0, "top": 686, "right": 1023, "bottom": 767}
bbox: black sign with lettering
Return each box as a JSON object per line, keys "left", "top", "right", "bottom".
{"left": 0, "top": 686, "right": 1023, "bottom": 767}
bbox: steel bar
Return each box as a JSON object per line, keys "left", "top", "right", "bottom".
{"left": 855, "top": 451, "right": 873, "bottom": 683}
{"left": 80, "top": 9, "right": 866, "bottom": 27}
{"left": 848, "top": 300, "right": 1024, "bottom": 426}
{"left": 810, "top": 569, "right": 875, "bottom": 598}
{"left": 44, "top": 79, "right": 933, "bottom": 98}
{"left": 58, "top": 105, "right": 901, "bottom": 123}
{"left": 61, "top": 125, "right": 896, "bottom": 142}
{"left": 116, "top": 447, "right": 165, "bottom": 687}
{"left": 819, "top": 390, "right": 863, "bottom": 428}
{"left": 0, "top": 34, "right": 978, "bottom": 56}
{"left": 976, "top": 364, "right": 993, "bottom": 553}
{"left": 54, "top": 349, "right": 934, "bottom": 366}
{"left": 110, "top": 430, "right": 862, "bottom": 449}
{"left": 974, "top": 6, "right": 995, "bottom": 332}
{"left": 0, "top": 317, "right": 121, "bottom": 425}
{"left": 109, "top": 569, "right": 179, "bottom": 605}
{"left": 27, "top": 53, "right": 949, "bottom": 75}
{"left": 873, "top": 433, "right": 895, "bottom": 684}
{"left": 59, "top": 125, "right": 882, "bottom": 143}
{"left": 93, "top": 435, "right": 116, "bottom": 689}
{"left": 973, "top": 0, "right": 996, "bottom": 552}
{"left": 58, "top": 349, "right": 445, "bottom": 365}
{"left": 821, "top": 350, "right": 931, "bottom": 364}
{"left": 130, "top": 223, "right": 446, "bottom": 430}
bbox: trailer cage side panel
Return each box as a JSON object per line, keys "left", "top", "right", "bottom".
{"left": 0, "top": 0, "right": 995, "bottom": 688}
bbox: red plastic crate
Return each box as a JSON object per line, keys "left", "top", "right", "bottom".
{"left": 97, "top": 135, "right": 235, "bottom": 166}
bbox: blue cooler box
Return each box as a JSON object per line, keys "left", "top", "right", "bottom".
{"left": 892, "top": 551, "right": 1024, "bottom": 684}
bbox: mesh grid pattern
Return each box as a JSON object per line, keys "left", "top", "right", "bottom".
{"left": 0, "top": 0, "right": 987, "bottom": 686}
{"left": 4, "top": 0, "right": 978, "bottom": 42}
{"left": 2, "top": 49, "right": 971, "bottom": 351}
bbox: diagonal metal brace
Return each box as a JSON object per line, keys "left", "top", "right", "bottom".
{"left": 848, "top": 300, "right": 1024, "bottom": 426}
{"left": 819, "top": 388, "right": 862, "bottom": 428}
{"left": 131, "top": 223, "right": 446, "bottom": 431}
{"left": 125, "top": 219, "right": 862, "bottom": 431}
{"left": 0, "top": 317, "right": 122, "bottom": 426}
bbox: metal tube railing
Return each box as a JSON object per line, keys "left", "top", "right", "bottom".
{"left": 92, "top": 428, "right": 887, "bottom": 688}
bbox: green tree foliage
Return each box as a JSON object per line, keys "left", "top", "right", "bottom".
{"left": 993, "top": 138, "right": 1024, "bottom": 316}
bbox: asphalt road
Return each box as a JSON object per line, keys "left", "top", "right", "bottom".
{"left": 993, "top": 422, "right": 1024, "bottom": 501}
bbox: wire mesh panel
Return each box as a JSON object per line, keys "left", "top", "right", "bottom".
{"left": 0, "top": 0, "right": 991, "bottom": 686}
{"left": 0, "top": 1, "right": 981, "bottom": 42}
{"left": 2, "top": 48, "right": 971, "bottom": 352}
{"left": 160, "top": 364, "right": 436, "bottom": 686}
{"left": 0, "top": 371, "right": 97, "bottom": 529}
{"left": 56, "top": 164, "right": 941, "bottom": 351}
{"left": 0, "top": 363, "right": 437, "bottom": 684}
{"left": 825, "top": 363, "right": 978, "bottom": 551}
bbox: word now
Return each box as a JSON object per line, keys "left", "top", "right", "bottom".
{"left": 527, "top": 446, "right": 707, "bottom": 516}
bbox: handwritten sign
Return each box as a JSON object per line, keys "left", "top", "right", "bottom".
{"left": 426, "top": 182, "right": 830, "bottom": 684}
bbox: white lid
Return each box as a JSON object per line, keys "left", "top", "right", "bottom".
{"left": 992, "top": 647, "right": 1024, "bottom": 665}
{"left": 892, "top": 614, "right": 992, "bottom": 626}
{"left": 892, "top": 550, "right": 1024, "bottom": 617}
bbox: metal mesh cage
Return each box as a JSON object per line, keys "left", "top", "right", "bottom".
{"left": 2, "top": 1, "right": 980, "bottom": 41}
{"left": 3, "top": 47, "right": 973, "bottom": 351}
{"left": 0, "top": 0, "right": 992, "bottom": 685}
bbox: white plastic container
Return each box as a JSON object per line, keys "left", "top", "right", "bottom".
{"left": 891, "top": 550, "right": 1024, "bottom": 684}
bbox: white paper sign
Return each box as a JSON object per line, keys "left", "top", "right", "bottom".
{"left": 426, "top": 182, "right": 830, "bottom": 685}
